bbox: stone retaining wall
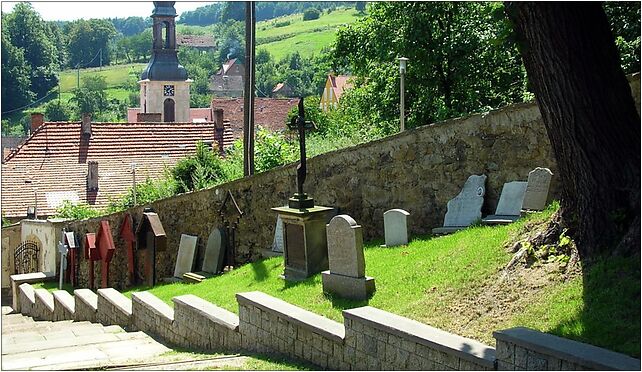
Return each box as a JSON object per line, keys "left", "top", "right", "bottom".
{"left": 74, "top": 288, "right": 97, "bottom": 322}
{"left": 18, "top": 283, "right": 35, "bottom": 317}
{"left": 11, "top": 284, "right": 640, "bottom": 371}
{"left": 33, "top": 288, "right": 54, "bottom": 321}
{"left": 52, "top": 290, "right": 75, "bottom": 321}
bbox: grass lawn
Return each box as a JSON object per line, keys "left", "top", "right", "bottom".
{"left": 259, "top": 29, "right": 340, "bottom": 61}
{"left": 58, "top": 63, "right": 146, "bottom": 92}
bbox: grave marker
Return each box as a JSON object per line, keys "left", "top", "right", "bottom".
{"left": 321, "top": 215, "right": 375, "bottom": 300}
{"left": 272, "top": 215, "right": 284, "bottom": 253}
{"left": 202, "top": 228, "right": 225, "bottom": 274}
{"left": 522, "top": 167, "right": 553, "bottom": 211}
{"left": 383, "top": 209, "right": 410, "bottom": 247}
{"left": 482, "top": 181, "right": 528, "bottom": 224}
{"left": 432, "top": 174, "right": 487, "bottom": 234}
{"left": 174, "top": 234, "right": 198, "bottom": 278}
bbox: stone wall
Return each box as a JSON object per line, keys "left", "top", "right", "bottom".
{"left": 57, "top": 73, "right": 640, "bottom": 290}
{"left": 13, "top": 283, "right": 640, "bottom": 371}
{"left": 1, "top": 224, "right": 21, "bottom": 288}
{"left": 74, "top": 288, "right": 97, "bottom": 322}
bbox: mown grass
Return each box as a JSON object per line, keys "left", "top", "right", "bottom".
{"left": 58, "top": 63, "right": 145, "bottom": 92}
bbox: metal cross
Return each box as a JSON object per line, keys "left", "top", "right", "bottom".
{"left": 287, "top": 98, "right": 315, "bottom": 197}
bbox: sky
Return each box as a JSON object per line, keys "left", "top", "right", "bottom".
{"left": 1, "top": 1, "right": 214, "bottom": 21}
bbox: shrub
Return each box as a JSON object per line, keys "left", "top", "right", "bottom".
{"left": 303, "top": 8, "right": 320, "bottom": 21}
{"left": 54, "top": 200, "right": 102, "bottom": 220}
{"left": 274, "top": 20, "right": 291, "bottom": 28}
{"left": 172, "top": 141, "right": 225, "bottom": 193}
{"left": 44, "top": 100, "right": 72, "bottom": 122}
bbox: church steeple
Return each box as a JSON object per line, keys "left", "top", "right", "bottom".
{"left": 139, "top": 1, "right": 191, "bottom": 123}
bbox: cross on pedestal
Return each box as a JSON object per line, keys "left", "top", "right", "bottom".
{"left": 287, "top": 98, "right": 316, "bottom": 209}
{"left": 58, "top": 239, "right": 68, "bottom": 290}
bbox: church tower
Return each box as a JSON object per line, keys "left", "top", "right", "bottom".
{"left": 139, "top": 1, "right": 191, "bottom": 122}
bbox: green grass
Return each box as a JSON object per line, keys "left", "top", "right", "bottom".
{"left": 58, "top": 63, "right": 145, "bottom": 92}
{"left": 259, "top": 29, "right": 340, "bottom": 61}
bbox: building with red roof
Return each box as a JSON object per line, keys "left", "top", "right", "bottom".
{"left": 319, "top": 74, "right": 353, "bottom": 112}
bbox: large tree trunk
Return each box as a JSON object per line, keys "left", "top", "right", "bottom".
{"left": 506, "top": 2, "right": 640, "bottom": 257}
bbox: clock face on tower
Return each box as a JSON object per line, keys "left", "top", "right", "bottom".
{"left": 163, "top": 84, "right": 175, "bottom": 96}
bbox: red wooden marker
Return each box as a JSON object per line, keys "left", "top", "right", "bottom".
{"left": 84, "top": 233, "right": 97, "bottom": 289}
{"left": 119, "top": 214, "right": 136, "bottom": 286}
{"left": 96, "top": 221, "right": 116, "bottom": 288}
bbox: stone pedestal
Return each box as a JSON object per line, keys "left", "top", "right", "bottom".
{"left": 272, "top": 206, "right": 333, "bottom": 281}
{"left": 322, "top": 271, "right": 375, "bottom": 300}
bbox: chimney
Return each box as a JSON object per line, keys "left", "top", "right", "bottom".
{"left": 81, "top": 113, "right": 92, "bottom": 136}
{"left": 87, "top": 161, "right": 99, "bottom": 191}
{"left": 214, "top": 109, "right": 225, "bottom": 155}
{"left": 214, "top": 108, "right": 224, "bottom": 127}
{"left": 31, "top": 113, "right": 44, "bottom": 133}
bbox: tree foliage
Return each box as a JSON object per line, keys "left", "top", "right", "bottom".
{"left": 334, "top": 2, "right": 527, "bottom": 133}
{"left": 1, "top": 28, "right": 34, "bottom": 112}
{"left": 65, "top": 19, "right": 117, "bottom": 67}
{"left": 303, "top": 8, "right": 321, "bottom": 21}
{"left": 172, "top": 141, "right": 225, "bottom": 193}
{"left": 603, "top": 2, "right": 641, "bottom": 74}
{"left": 69, "top": 75, "right": 109, "bottom": 115}
{"left": 54, "top": 200, "right": 102, "bottom": 220}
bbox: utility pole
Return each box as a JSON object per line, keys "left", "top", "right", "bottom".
{"left": 243, "top": 1, "right": 256, "bottom": 176}
{"left": 99, "top": 49, "right": 102, "bottom": 70}
{"left": 77, "top": 64, "right": 80, "bottom": 90}
{"left": 398, "top": 57, "right": 408, "bottom": 132}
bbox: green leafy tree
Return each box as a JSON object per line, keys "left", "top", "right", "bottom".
{"left": 107, "top": 175, "right": 177, "bottom": 213}
{"left": 3, "top": 3, "right": 59, "bottom": 98}
{"left": 1, "top": 29, "right": 34, "bottom": 113}
{"left": 65, "top": 19, "right": 117, "bottom": 67}
{"left": 44, "top": 100, "right": 72, "bottom": 122}
{"left": 69, "top": 75, "right": 109, "bottom": 115}
{"left": 255, "top": 127, "right": 297, "bottom": 172}
{"left": 303, "top": 8, "right": 321, "bottom": 21}
{"left": 221, "top": 2, "right": 245, "bottom": 22}
{"left": 334, "top": 2, "right": 526, "bottom": 132}
{"left": 355, "top": 2, "right": 367, "bottom": 13}
{"left": 603, "top": 2, "right": 641, "bottom": 74}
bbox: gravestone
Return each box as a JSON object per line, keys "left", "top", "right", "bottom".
{"left": 202, "top": 228, "right": 225, "bottom": 274}
{"left": 522, "top": 167, "right": 553, "bottom": 211}
{"left": 432, "top": 174, "right": 487, "bottom": 234}
{"left": 482, "top": 181, "right": 528, "bottom": 224}
{"left": 272, "top": 215, "right": 284, "bottom": 253}
{"left": 321, "top": 215, "right": 375, "bottom": 300}
{"left": 383, "top": 209, "right": 410, "bottom": 247}
{"left": 174, "top": 234, "right": 198, "bottom": 278}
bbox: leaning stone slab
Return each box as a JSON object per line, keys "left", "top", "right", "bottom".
{"left": 52, "top": 290, "right": 75, "bottom": 321}
{"left": 174, "top": 234, "right": 198, "bottom": 278}
{"left": 493, "top": 327, "right": 641, "bottom": 371}
{"left": 433, "top": 175, "right": 486, "bottom": 234}
{"left": 482, "top": 181, "right": 527, "bottom": 225}
{"left": 522, "top": 167, "right": 553, "bottom": 211}
{"left": 202, "top": 228, "right": 225, "bottom": 274}
{"left": 74, "top": 288, "right": 98, "bottom": 323}
{"left": 383, "top": 209, "right": 410, "bottom": 247}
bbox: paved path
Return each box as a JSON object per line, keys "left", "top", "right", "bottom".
{"left": 1, "top": 306, "right": 171, "bottom": 370}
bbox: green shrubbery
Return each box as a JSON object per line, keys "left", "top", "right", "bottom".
{"left": 54, "top": 200, "right": 102, "bottom": 220}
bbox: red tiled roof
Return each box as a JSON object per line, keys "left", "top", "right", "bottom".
{"left": 331, "top": 75, "right": 353, "bottom": 101}
{"left": 210, "top": 98, "right": 299, "bottom": 138}
{"left": 1, "top": 121, "right": 233, "bottom": 218}
{"left": 127, "top": 108, "right": 215, "bottom": 123}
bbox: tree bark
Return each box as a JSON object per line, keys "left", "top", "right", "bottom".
{"left": 506, "top": 2, "right": 640, "bottom": 257}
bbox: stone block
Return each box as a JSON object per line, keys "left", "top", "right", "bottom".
{"left": 527, "top": 354, "right": 548, "bottom": 370}
{"left": 322, "top": 271, "right": 375, "bottom": 301}
{"left": 496, "top": 340, "right": 514, "bottom": 362}
{"left": 514, "top": 345, "right": 528, "bottom": 369}
{"left": 401, "top": 339, "right": 416, "bottom": 353}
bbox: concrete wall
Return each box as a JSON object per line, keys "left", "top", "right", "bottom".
{"left": 56, "top": 73, "right": 641, "bottom": 290}
{"left": 20, "top": 219, "right": 66, "bottom": 274}
{"left": 1, "top": 224, "right": 21, "bottom": 288}
{"left": 15, "top": 284, "right": 640, "bottom": 370}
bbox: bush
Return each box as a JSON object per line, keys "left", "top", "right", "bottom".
{"left": 44, "top": 100, "right": 72, "bottom": 122}
{"left": 172, "top": 141, "right": 225, "bottom": 193}
{"left": 107, "top": 174, "right": 177, "bottom": 213}
{"left": 255, "top": 127, "right": 297, "bottom": 172}
{"left": 54, "top": 200, "right": 102, "bottom": 220}
{"left": 274, "top": 20, "right": 291, "bottom": 28}
{"left": 303, "top": 8, "right": 320, "bottom": 21}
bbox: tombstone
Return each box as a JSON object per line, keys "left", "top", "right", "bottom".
{"left": 136, "top": 211, "right": 167, "bottom": 286}
{"left": 219, "top": 190, "right": 243, "bottom": 269}
{"left": 272, "top": 215, "right": 284, "bottom": 253}
{"left": 522, "top": 167, "right": 553, "bottom": 211}
{"left": 432, "top": 174, "right": 487, "bottom": 234}
{"left": 383, "top": 209, "right": 410, "bottom": 247}
{"left": 202, "top": 228, "right": 225, "bottom": 274}
{"left": 96, "top": 221, "right": 116, "bottom": 288}
{"left": 321, "top": 215, "right": 375, "bottom": 300}
{"left": 482, "top": 181, "right": 528, "bottom": 225}
{"left": 174, "top": 234, "right": 198, "bottom": 278}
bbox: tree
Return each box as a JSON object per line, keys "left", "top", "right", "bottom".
{"left": 69, "top": 75, "right": 109, "bottom": 115}
{"left": 355, "top": 2, "right": 367, "bottom": 13}
{"left": 221, "top": 2, "right": 245, "bottom": 22}
{"left": 66, "top": 19, "right": 117, "bottom": 67}
{"left": 44, "top": 100, "right": 72, "bottom": 122}
{"left": 603, "top": 2, "right": 641, "bottom": 74}
{"left": 303, "top": 8, "right": 321, "bottom": 21}
{"left": 505, "top": 3, "right": 640, "bottom": 257}
{"left": 3, "top": 3, "right": 59, "bottom": 98}
{"left": 334, "top": 2, "right": 526, "bottom": 132}
{"left": 1, "top": 29, "right": 34, "bottom": 113}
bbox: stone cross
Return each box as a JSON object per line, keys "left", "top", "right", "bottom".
{"left": 287, "top": 98, "right": 315, "bottom": 208}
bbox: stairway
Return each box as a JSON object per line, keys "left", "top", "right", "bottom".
{"left": 1, "top": 306, "right": 170, "bottom": 370}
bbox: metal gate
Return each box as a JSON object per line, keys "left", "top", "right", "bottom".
{"left": 14, "top": 240, "right": 40, "bottom": 274}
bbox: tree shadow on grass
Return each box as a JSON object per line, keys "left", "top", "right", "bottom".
{"left": 249, "top": 260, "right": 270, "bottom": 282}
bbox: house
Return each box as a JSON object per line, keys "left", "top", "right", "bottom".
{"left": 319, "top": 74, "right": 353, "bottom": 112}
{"left": 272, "top": 82, "right": 294, "bottom": 98}
{"left": 1, "top": 114, "right": 233, "bottom": 220}
{"left": 210, "top": 97, "right": 299, "bottom": 140}
{"left": 176, "top": 34, "right": 216, "bottom": 52}
{"left": 209, "top": 58, "right": 245, "bottom": 97}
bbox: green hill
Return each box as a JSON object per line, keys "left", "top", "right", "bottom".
{"left": 58, "top": 63, "right": 146, "bottom": 93}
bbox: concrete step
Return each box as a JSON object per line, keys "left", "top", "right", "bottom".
{"left": 2, "top": 335, "right": 170, "bottom": 370}
{"left": 2, "top": 319, "right": 103, "bottom": 334}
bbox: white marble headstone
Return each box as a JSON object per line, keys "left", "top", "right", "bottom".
{"left": 495, "top": 181, "right": 528, "bottom": 216}
{"left": 174, "top": 234, "right": 198, "bottom": 278}
{"left": 272, "top": 215, "right": 284, "bottom": 253}
{"left": 383, "top": 209, "right": 410, "bottom": 247}
{"left": 202, "top": 228, "right": 224, "bottom": 273}
{"left": 326, "top": 215, "right": 365, "bottom": 278}
{"left": 522, "top": 167, "right": 553, "bottom": 211}
{"left": 443, "top": 174, "right": 487, "bottom": 227}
